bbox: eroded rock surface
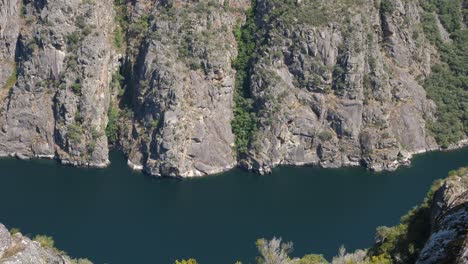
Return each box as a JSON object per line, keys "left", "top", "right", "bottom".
{"left": 246, "top": 0, "right": 439, "bottom": 174}
{"left": 0, "top": 0, "right": 118, "bottom": 167}
{"left": 416, "top": 172, "right": 468, "bottom": 264}
{"left": 119, "top": 0, "right": 250, "bottom": 177}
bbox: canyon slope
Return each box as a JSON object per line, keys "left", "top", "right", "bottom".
{"left": 0, "top": 0, "right": 466, "bottom": 177}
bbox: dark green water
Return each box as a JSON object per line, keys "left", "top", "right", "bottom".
{"left": 0, "top": 148, "right": 467, "bottom": 264}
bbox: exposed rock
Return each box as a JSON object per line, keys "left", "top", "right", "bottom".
{"left": 0, "top": 224, "right": 90, "bottom": 264}
{"left": 246, "top": 0, "right": 439, "bottom": 173}
{"left": 0, "top": 0, "right": 118, "bottom": 167}
{"left": 416, "top": 172, "right": 468, "bottom": 264}
{"left": 119, "top": 0, "right": 250, "bottom": 177}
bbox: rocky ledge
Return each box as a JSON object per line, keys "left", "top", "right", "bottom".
{"left": 0, "top": 224, "right": 91, "bottom": 264}
{"left": 416, "top": 170, "right": 468, "bottom": 264}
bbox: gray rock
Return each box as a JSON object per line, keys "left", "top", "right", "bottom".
{"left": 416, "top": 173, "right": 468, "bottom": 264}
{"left": 120, "top": 1, "right": 250, "bottom": 177}
{"left": 0, "top": 0, "right": 118, "bottom": 167}
{"left": 247, "top": 0, "right": 440, "bottom": 174}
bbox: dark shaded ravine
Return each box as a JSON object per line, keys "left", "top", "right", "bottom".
{"left": 0, "top": 147, "right": 467, "bottom": 264}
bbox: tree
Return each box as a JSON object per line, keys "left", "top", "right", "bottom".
{"left": 174, "top": 259, "right": 198, "bottom": 264}
{"left": 256, "top": 237, "right": 299, "bottom": 264}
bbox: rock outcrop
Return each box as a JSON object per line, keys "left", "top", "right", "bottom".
{"left": 416, "top": 171, "right": 468, "bottom": 264}
{"left": 118, "top": 0, "right": 250, "bottom": 177}
{"left": 0, "top": 224, "right": 91, "bottom": 264}
{"left": 0, "top": 0, "right": 118, "bottom": 167}
{"left": 245, "top": 0, "right": 440, "bottom": 173}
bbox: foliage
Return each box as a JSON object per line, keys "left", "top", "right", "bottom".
{"left": 299, "top": 254, "right": 329, "bottom": 264}
{"left": 106, "top": 105, "right": 119, "bottom": 144}
{"left": 369, "top": 178, "right": 444, "bottom": 263}
{"left": 33, "top": 235, "right": 55, "bottom": 249}
{"left": 2, "top": 66, "right": 17, "bottom": 91}
{"left": 317, "top": 131, "right": 333, "bottom": 142}
{"left": 231, "top": 1, "right": 258, "bottom": 155}
{"left": 420, "top": 0, "right": 463, "bottom": 33}
{"left": 71, "top": 81, "right": 82, "bottom": 95}
{"left": 174, "top": 259, "right": 198, "bottom": 264}
{"left": 67, "top": 123, "right": 83, "bottom": 143}
{"left": 421, "top": 24, "right": 468, "bottom": 147}
{"left": 256, "top": 237, "right": 296, "bottom": 264}
{"left": 380, "top": 0, "right": 395, "bottom": 14}
{"left": 419, "top": 1, "right": 467, "bottom": 147}
{"left": 9, "top": 227, "right": 20, "bottom": 235}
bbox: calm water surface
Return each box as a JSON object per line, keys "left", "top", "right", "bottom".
{"left": 0, "top": 148, "right": 467, "bottom": 264}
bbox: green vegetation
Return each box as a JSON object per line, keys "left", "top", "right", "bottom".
{"left": 2, "top": 66, "right": 17, "bottom": 91}
{"left": 32, "top": 233, "right": 93, "bottom": 263}
{"left": 197, "top": 167, "right": 466, "bottom": 264}
{"left": 67, "top": 123, "right": 83, "bottom": 144}
{"left": 9, "top": 227, "right": 20, "bottom": 235}
{"left": 370, "top": 167, "right": 467, "bottom": 262}
{"left": 420, "top": 3, "right": 467, "bottom": 147}
{"left": 174, "top": 259, "right": 198, "bottom": 264}
{"left": 420, "top": 0, "right": 463, "bottom": 33}
{"left": 106, "top": 105, "right": 119, "bottom": 144}
{"left": 380, "top": 0, "right": 395, "bottom": 14}
{"left": 33, "top": 235, "right": 55, "bottom": 249}
{"left": 317, "top": 131, "right": 333, "bottom": 142}
{"left": 113, "top": 0, "right": 129, "bottom": 50}
{"left": 231, "top": 1, "right": 258, "bottom": 156}
{"left": 71, "top": 80, "right": 82, "bottom": 95}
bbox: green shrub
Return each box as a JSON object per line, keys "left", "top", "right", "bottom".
{"left": 422, "top": 28, "right": 467, "bottom": 147}
{"left": 380, "top": 0, "right": 394, "bottom": 14}
{"left": 369, "top": 178, "right": 445, "bottom": 263}
{"left": 33, "top": 235, "right": 55, "bottom": 249}
{"left": 71, "top": 82, "right": 82, "bottom": 94}
{"left": 2, "top": 67, "right": 17, "bottom": 91}
{"left": 67, "top": 123, "right": 83, "bottom": 143}
{"left": 317, "top": 131, "right": 333, "bottom": 142}
{"left": 106, "top": 105, "right": 119, "bottom": 143}
{"left": 9, "top": 228, "right": 20, "bottom": 235}
{"left": 231, "top": 1, "right": 258, "bottom": 156}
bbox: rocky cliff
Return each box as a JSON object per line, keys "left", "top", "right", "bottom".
{"left": 246, "top": 0, "right": 440, "bottom": 173}
{"left": 416, "top": 170, "right": 468, "bottom": 264}
{"left": 118, "top": 0, "right": 250, "bottom": 177}
{"left": 0, "top": 0, "right": 466, "bottom": 177}
{"left": 0, "top": 224, "right": 91, "bottom": 264}
{"left": 0, "top": 0, "right": 118, "bottom": 167}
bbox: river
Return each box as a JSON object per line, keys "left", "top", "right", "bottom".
{"left": 0, "top": 147, "right": 467, "bottom": 263}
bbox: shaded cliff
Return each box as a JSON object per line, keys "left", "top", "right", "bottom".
{"left": 0, "top": 0, "right": 466, "bottom": 177}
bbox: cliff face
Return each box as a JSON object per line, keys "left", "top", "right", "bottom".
{"left": 416, "top": 171, "right": 468, "bottom": 264}
{"left": 119, "top": 0, "right": 250, "bottom": 177}
{"left": 245, "top": 0, "right": 439, "bottom": 173}
{"left": 0, "top": 0, "right": 465, "bottom": 177}
{"left": 0, "top": 0, "right": 118, "bottom": 166}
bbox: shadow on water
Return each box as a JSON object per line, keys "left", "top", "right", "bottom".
{"left": 0, "top": 147, "right": 467, "bottom": 264}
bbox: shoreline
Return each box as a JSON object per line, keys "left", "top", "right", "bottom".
{"left": 0, "top": 138, "right": 467, "bottom": 177}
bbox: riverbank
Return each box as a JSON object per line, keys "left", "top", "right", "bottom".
{"left": 0, "top": 147, "right": 466, "bottom": 263}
